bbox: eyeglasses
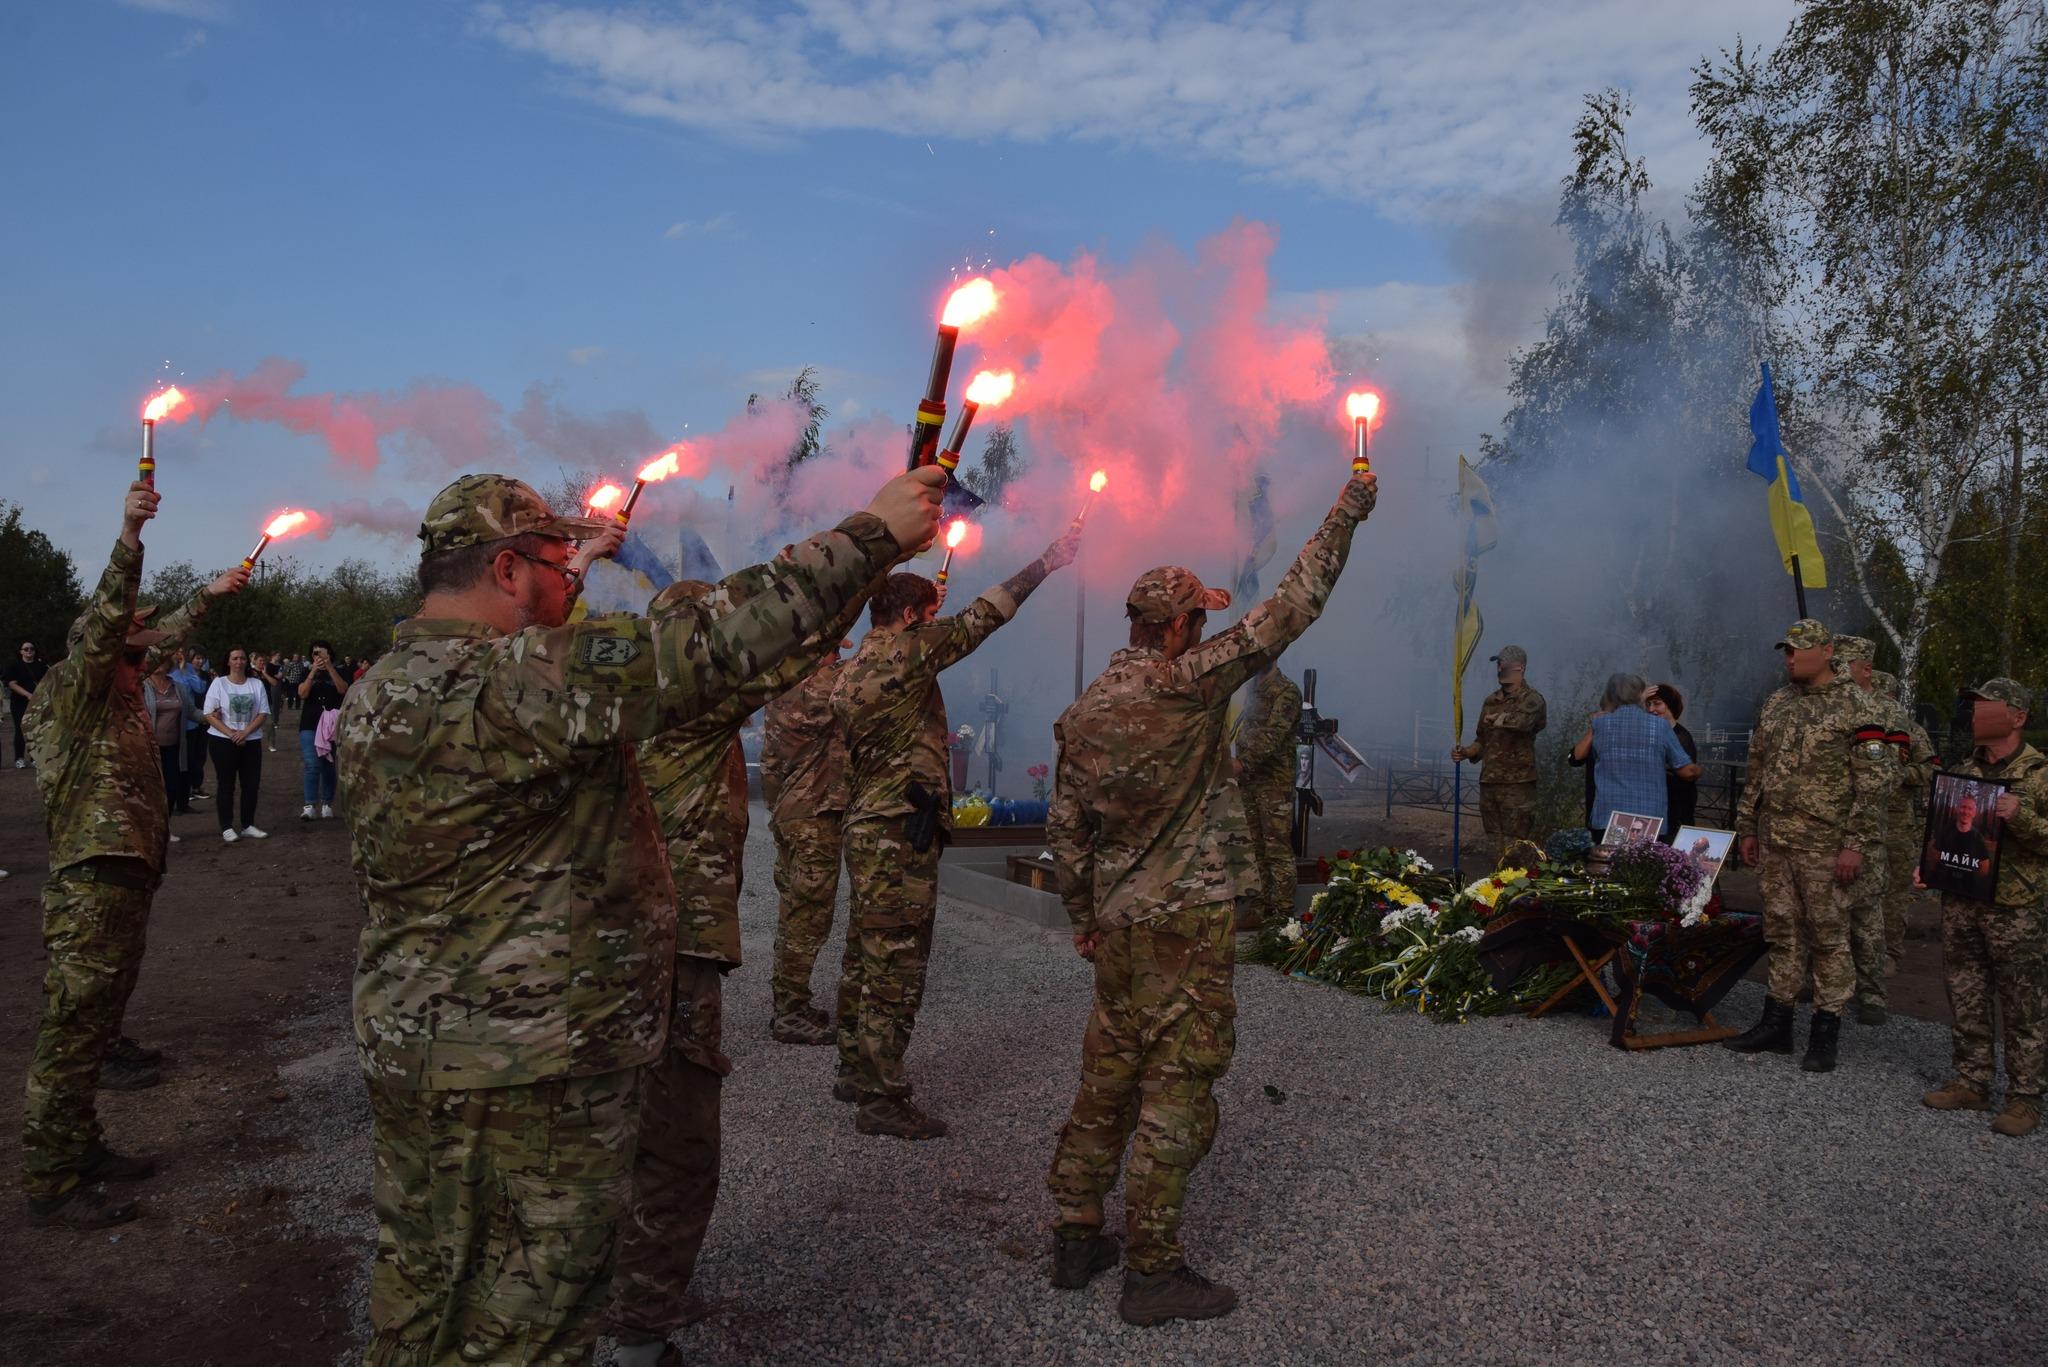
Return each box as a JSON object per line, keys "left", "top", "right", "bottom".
{"left": 510, "top": 550, "right": 578, "bottom": 586}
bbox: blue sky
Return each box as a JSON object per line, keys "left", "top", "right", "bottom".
{"left": 1, "top": 0, "right": 1795, "bottom": 582}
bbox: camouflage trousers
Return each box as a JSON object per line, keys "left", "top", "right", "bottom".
{"left": 1848, "top": 857, "right": 1892, "bottom": 1009}
{"left": 1479, "top": 781, "right": 1539, "bottom": 842}
{"left": 835, "top": 817, "right": 941, "bottom": 1100}
{"left": 1241, "top": 777, "right": 1297, "bottom": 923}
{"left": 1759, "top": 844, "right": 1862, "bottom": 1015}
{"left": 770, "top": 813, "right": 844, "bottom": 1019}
{"left": 1940, "top": 895, "right": 2046, "bottom": 1102}
{"left": 1883, "top": 808, "right": 1921, "bottom": 971}
{"left": 21, "top": 860, "right": 157, "bottom": 1200}
{"left": 1048, "top": 903, "right": 1235, "bottom": 1276}
{"left": 363, "top": 1068, "right": 640, "bottom": 1366}
{"left": 609, "top": 958, "right": 732, "bottom": 1348}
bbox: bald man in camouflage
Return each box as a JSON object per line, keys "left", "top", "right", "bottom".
{"left": 1047, "top": 468, "right": 1376, "bottom": 1327}
{"left": 338, "top": 469, "right": 940, "bottom": 1365}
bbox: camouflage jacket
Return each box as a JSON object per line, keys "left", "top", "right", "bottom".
{"left": 1472, "top": 684, "right": 1547, "bottom": 785}
{"left": 27, "top": 538, "right": 209, "bottom": 877}
{"left": 1874, "top": 693, "right": 1937, "bottom": 824}
{"left": 641, "top": 581, "right": 864, "bottom": 966}
{"left": 1735, "top": 673, "right": 1891, "bottom": 855}
{"left": 1236, "top": 671, "right": 1301, "bottom": 790}
{"left": 834, "top": 589, "right": 1023, "bottom": 829}
{"left": 1051, "top": 482, "right": 1372, "bottom": 933}
{"left": 760, "top": 653, "right": 848, "bottom": 825}
{"left": 1943, "top": 742, "right": 2048, "bottom": 908}
{"left": 338, "top": 512, "right": 899, "bottom": 1091}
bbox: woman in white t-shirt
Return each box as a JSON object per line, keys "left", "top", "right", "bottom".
{"left": 203, "top": 646, "right": 271, "bottom": 842}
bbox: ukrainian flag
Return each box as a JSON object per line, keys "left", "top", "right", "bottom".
{"left": 1747, "top": 363, "right": 1827, "bottom": 588}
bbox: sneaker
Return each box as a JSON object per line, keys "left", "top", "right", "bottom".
{"left": 108, "top": 1037, "right": 162, "bottom": 1066}
{"left": 301, "top": 805, "right": 315, "bottom": 821}
{"left": 771, "top": 1012, "right": 834, "bottom": 1045}
{"left": 100, "top": 1059, "right": 162, "bottom": 1092}
{"left": 1051, "top": 1233, "right": 1121, "bottom": 1290}
{"left": 168, "top": 833, "right": 180, "bottom": 844}
{"left": 1922, "top": 1080, "right": 1993, "bottom": 1111}
{"left": 241, "top": 826, "right": 268, "bottom": 839}
{"left": 1991, "top": 1100, "right": 2040, "bottom": 1138}
{"left": 855, "top": 1096, "right": 947, "bottom": 1140}
{"left": 1118, "top": 1265, "right": 1239, "bottom": 1327}
{"left": 320, "top": 804, "right": 334, "bottom": 819}
{"left": 25, "top": 1184, "right": 139, "bottom": 1230}
{"left": 221, "top": 828, "right": 239, "bottom": 844}
{"left": 190, "top": 790, "right": 208, "bottom": 801}
{"left": 79, "top": 1141, "right": 158, "bottom": 1183}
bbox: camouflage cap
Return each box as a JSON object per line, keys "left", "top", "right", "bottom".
{"left": 1834, "top": 634, "right": 1875, "bottom": 663}
{"left": 1963, "top": 677, "right": 2033, "bottom": 712}
{"left": 1126, "top": 566, "right": 1231, "bottom": 624}
{"left": 1774, "top": 618, "right": 1833, "bottom": 650}
{"left": 418, "top": 473, "right": 613, "bottom": 555}
{"left": 1490, "top": 645, "right": 1528, "bottom": 665}
{"left": 1871, "top": 669, "right": 1903, "bottom": 700}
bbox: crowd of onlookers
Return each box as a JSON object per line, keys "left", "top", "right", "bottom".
{"left": 11, "top": 637, "right": 364, "bottom": 846}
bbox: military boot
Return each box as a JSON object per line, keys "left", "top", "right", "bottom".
{"left": 1723, "top": 996, "right": 1794, "bottom": 1054}
{"left": 1990, "top": 1099, "right": 2040, "bottom": 1138}
{"left": 1855, "top": 1002, "right": 1887, "bottom": 1025}
{"left": 1921, "top": 1080, "right": 1992, "bottom": 1111}
{"left": 831, "top": 1066, "right": 863, "bottom": 1104}
{"left": 1117, "top": 1266, "right": 1238, "bottom": 1327}
{"left": 1050, "top": 1234, "right": 1120, "bottom": 1290}
{"left": 854, "top": 1096, "right": 947, "bottom": 1140}
{"left": 99, "top": 1058, "right": 162, "bottom": 1091}
{"left": 1800, "top": 1010, "right": 1841, "bottom": 1073}
{"left": 79, "top": 1141, "right": 158, "bottom": 1183}
{"left": 107, "top": 1037, "right": 163, "bottom": 1066}
{"left": 25, "top": 1184, "right": 139, "bottom": 1230}
{"left": 771, "top": 1012, "right": 834, "bottom": 1046}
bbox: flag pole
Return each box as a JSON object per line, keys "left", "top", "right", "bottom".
{"left": 1452, "top": 751, "right": 1463, "bottom": 878}
{"left": 1791, "top": 554, "right": 1809, "bottom": 618}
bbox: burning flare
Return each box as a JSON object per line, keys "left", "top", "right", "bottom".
{"left": 1345, "top": 390, "right": 1381, "bottom": 424}
{"left": 638, "top": 447, "right": 686, "bottom": 483}
{"left": 142, "top": 387, "right": 188, "bottom": 423}
{"left": 262, "top": 510, "right": 311, "bottom": 539}
{"left": 940, "top": 277, "right": 998, "bottom": 330}
{"left": 1089, "top": 469, "right": 1109, "bottom": 494}
{"left": 963, "top": 370, "right": 1016, "bottom": 408}
{"left": 945, "top": 518, "right": 970, "bottom": 549}
{"left": 586, "top": 482, "right": 625, "bottom": 513}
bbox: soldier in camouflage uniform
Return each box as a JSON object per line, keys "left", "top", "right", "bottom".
{"left": 1727, "top": 619, "right": 1891, "bottom": 1073}
{"left": 1872, "top": 669, "right": 1935, "bottom": 975}
{"left": 760, "top": 639, "right": 851, "bottom": 1045}
{"left": 1047, "top": 471, "right": 1377, "bottom": 1327}
{"left": 830, "top": 524, "right": 1082, "bottom": 1140}
{"left": 20, "top": 480, "right": 248, "bottom": 1230}
{"left": 1920, "top": 678, "right": 2047, "bottom": 1138}
{"left": 1233, "top": 666, "right": 1301, "bottom": 930}
{"left": 608, "top": 572, "right": 878, "bottom": 1364}
{"left": 337, "top": 470, "right": 938, "bottom": 1366}
{"left": 1836, "top": 639, "right": 1938, "bottom": 1022}
{"left": 1452, "top": 645, "right": 1547, "bottom": 860}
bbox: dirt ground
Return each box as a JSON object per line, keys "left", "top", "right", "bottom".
{"left": 0, "top": 732, "right": 360, "bottom": 1363}
{"left": 0, "top": 739, "right": 1959, "bottom": 1364}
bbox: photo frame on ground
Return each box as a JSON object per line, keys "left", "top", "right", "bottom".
{"left": 1673, "top": 825, "right": 1736, "bottom": 885}
{"left": 1921, "top": 771, "right": 2007, "bottom": 902}
{"left": 1600, "top": 810, "right": 1663, "bottom": 847}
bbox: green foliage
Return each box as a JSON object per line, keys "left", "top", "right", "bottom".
{"left": 958, "top": 423, "right": 1026, "bottom": 507}
{"left": 748, "top": 367, "right": 829, "bottom": 467}
{"left": 0, "top": 501, "right": 84, "bottom": 655}
{"left": 143, "top": 556, "right": 418, "bottom": 664}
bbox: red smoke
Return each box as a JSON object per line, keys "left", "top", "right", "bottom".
{"left": 176, "top": 358, "right": 502, "bottom": 474}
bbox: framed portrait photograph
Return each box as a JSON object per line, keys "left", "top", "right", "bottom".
{"left": 1672, "top": 825, "right": 1736, "bottom": 885}
{"left": 1921, "top": 771, "right": 2007, "bottom": 902}
{"left": 1601, "top": 810, "right": 1664, "bottom": 847}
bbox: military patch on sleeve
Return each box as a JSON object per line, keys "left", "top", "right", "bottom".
{"left": 1862, "top": 740, "right": 1888, "bottom": 759}
{"left": 577, "top": 634, "right": 642, "bottom": 668}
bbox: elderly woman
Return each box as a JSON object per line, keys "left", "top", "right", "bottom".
{"left": 1645, "top": 681, "right": 1700, "bottom": 841}
{"left": 1570, "top": 672, "right": 1702, "bottom": 839}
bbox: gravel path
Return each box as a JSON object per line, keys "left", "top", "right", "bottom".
{"left": 272, "top": 811, "right": 2048, "bottom": 1364}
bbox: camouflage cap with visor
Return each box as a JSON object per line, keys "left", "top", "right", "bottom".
{"left": 1490, "top": 645, "right": 1527, "bottom": 666}
{"left": 1126, "top": 566, "right": 1231, "bottom": 625}
{"left": 1775, "top": 618, "right": 1833, "bottom": 651}
{"left": 1963, "top": 677, "right": 2033, "bottom": 712}
{"left": 1833, "top": 634, "right": 1875, "bottom": 664}
{"left": 419, "top": 473, "right": 614, "bottom": 556}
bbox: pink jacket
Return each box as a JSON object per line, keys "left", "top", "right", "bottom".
{"left": 314, "top": 707, "right": 340, "bottom": 761}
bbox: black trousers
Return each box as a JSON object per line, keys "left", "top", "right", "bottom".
{"left": 160, "top": 743, "right": 189, "bottom": 812}
{"left": 9, "top": 695, "right": 26, "bottom": 762}
{"left": 183, "top": 728, "right": 210, "bottom": 793}
{"left": 207, "top": 735, "right": 262, "bottom": 831}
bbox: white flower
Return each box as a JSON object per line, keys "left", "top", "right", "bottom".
{"left": 1309, "top": 891, "right": 1329, "bottom": 916}
{"left": 1454, "top": 926, "right": 1484, "bottom": 944}
{"left": 1330, "top": 936, "right": 1352, "bottom": 954}
{"left": 1678, "top": 880, "right": 1715, "bottom": 928}
{"left": 1280, "top": 920, "right": 1305, "bottom": 942}
{"left": 1403, "top": 849, "right": 1435, "bottom": 873}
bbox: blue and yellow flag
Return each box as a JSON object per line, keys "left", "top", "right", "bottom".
{"left": 1452, "top": 455, "right": 1494, "bottom": 743}
{"left": 1747, "top": 363, "right": 1827, "bottom": 588}
{"left": 1231, "top": 473, "right": 1276, "bottom": 608}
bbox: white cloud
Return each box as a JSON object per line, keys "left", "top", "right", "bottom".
{"left": 119, "top": 0, "right": 232, "bottom": 22}
{"left": 662, "top": 213, "right": 735, "bottom": 239}
{"left": 567, "top": 345, "right": 607, "bottom": 366}
{"left": 475, "top": 0, "right": 1798, "bottom": 215}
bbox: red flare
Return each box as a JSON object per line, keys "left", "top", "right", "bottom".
{"left": 940, "top": 277, "right": 998, "bottom": 330}
{"left": 142, "top": 386, "right": 188, "bottom": 424}
{"left": 963, "top": 369, "right": 1015, "bottom": 407}
{"left": 586, "top": 482, "right": 625, "bottom": 513}
{"left": 1089, "top": 469, "right": 1109, "bottom": 494}
{"left": 945, "top": 518, "right": 970, "bottom": 549}
{"left": 262, "top": 510, "right": 312, "bottom": 539}
{"left": 637, "top": 446, "right": 687, "bottom": 483}
{"left": 1345, "top": 390, "right": 1381, "bottom": 424}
